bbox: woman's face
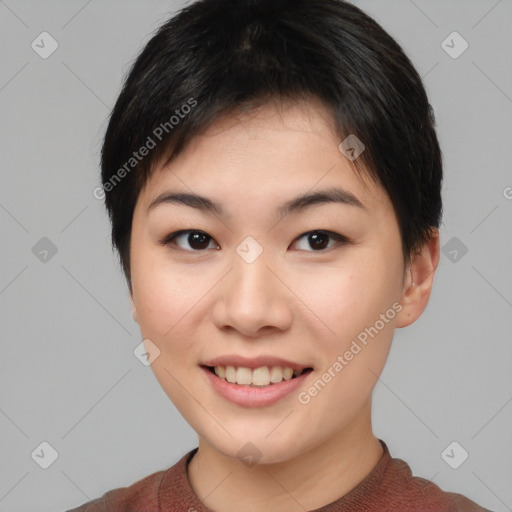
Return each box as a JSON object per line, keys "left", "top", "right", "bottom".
{"left": 129, "top": 98, "right": 409, "bottom": 464}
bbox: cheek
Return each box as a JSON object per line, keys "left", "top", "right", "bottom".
{"left": 131, "top": 251, "right": 222, "bottom": 367}
{"left": 299, "top": 251, "right": 399, "bottom": 374}
{"left": 131, "top": 245, "right": 191, "bottom": 340}
{"left": 135, "top": 281, "right": 197, "bottom": 349}
{"left": 304, "top": 260, "right": 394, "bottom": 333}
{"left": 295, "top": 261, "right": 396, "bottom": 426}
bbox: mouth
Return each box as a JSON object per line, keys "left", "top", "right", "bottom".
{"left": 201, "top": 365, "right": 314, "bottom": 387}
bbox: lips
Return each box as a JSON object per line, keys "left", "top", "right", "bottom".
{"left": 200, "top": 364, "right": 314, "bottom": 407}
{"left": 201, "top": 355, "right": 313, "bottom": 371}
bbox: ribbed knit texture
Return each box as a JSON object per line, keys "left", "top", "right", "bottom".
{"left": 66, "top": 440, "right": 492, "bottom": 511}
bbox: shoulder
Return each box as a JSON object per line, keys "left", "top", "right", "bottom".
{"left": 65, "top": 448, "right": 199, "bottom": 512}
{"left": 383, "top": 455, "right": 493, "bottom": 512}
{"left": 65, "top": 468, "right": 167, "bottom": 512}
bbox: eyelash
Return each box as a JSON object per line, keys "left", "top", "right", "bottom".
{"left": 159, "top": 229, "right": 350, "bottom": 253}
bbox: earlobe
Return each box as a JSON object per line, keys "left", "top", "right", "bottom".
{"left": 395, "top": 228, "right": 440, "bottom": 328}
{"left": 129, "top": 294, "right": 139, "bottom": 324}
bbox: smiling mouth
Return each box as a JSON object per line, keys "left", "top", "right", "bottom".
{"left": 202, "top": 365, "right": 314, "bottom": 387}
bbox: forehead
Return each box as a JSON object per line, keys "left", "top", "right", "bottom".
{"left": 138, "top": 98, "right": 391, "bottom": 217}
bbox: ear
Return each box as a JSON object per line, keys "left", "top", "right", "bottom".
{"left": 395, "top": 228, "right": 440, "bottom": 328}
{"left": 129, "top": 292, "right": 138, "bottom": 324}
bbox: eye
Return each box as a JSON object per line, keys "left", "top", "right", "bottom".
{"left": 292, "top": 230, "right": 348, "bottom": 251}
{"left": 160, "top": 230, "right": 219, "bottom": 251}
{"left": 160, "top": 229, "right": 349, "bottom": 252}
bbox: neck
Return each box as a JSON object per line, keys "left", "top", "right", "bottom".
{"left": 187, "top": 404, "right": 383, "bottom": 512}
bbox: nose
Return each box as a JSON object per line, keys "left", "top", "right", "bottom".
{"left": 212, "top": 246, "right": 293, "bottom": 337}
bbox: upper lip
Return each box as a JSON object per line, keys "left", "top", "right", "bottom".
{"left": 201, "top": 355, "right": 313, "bottom": 371}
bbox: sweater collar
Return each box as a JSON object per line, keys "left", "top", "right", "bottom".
{"left": 158, "top": 439, "right": 391, "bottom": 511}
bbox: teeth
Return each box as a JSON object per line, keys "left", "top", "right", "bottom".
{"left": 270, "top": 366, "right": 283, "bottom": 383}
{"left": 252, "top": 366, "right": 270, "bottom": 386}
{"left": 215, "top": 365, "right": 226, "bottom": 379}
{"left": 236, "top": 367, "right": 252, "bottom": 385}
{"left": 225, "top": 365, "right": 236, "bottom": 383}
{"left": 213, "top": 365, "right": 305, "bottom": 386}
{"left": 283, "top": 367, "right": 293, "bottom": 380}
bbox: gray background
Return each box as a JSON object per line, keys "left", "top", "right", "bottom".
{"left": 0, "top": 0, "right": 511, "bottom": 511}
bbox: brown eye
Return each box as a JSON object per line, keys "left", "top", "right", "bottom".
{"left": 161, "top": 230, "right": 218, "bottom": 251}
{"left": 307, "top": 232, "right": 329, "bottom": 250}
{"left": 293, "top": 230, "right": 348, "bottom": 251}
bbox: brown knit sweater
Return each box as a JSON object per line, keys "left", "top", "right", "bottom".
{"left": 66, "top": 440, "right": 492, "bottom": 511}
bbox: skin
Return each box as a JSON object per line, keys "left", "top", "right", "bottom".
{"left": 129, "top": 97, "right": 440, "bottom": 511}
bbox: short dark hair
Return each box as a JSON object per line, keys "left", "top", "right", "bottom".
{"left": 100, "top": 0, "right": 443, "bottom": 291}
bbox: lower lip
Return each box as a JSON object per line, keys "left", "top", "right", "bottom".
{"left": 201, "top": 366, "right": 313, "bottom": 408}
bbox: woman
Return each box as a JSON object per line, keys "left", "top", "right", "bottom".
{"left": 69, "top": 0, "right": 491, "bottom": 510}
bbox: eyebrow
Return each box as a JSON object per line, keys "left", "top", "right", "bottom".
{"left": 146, "top": 186, "right": 367, "bottom": 217}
